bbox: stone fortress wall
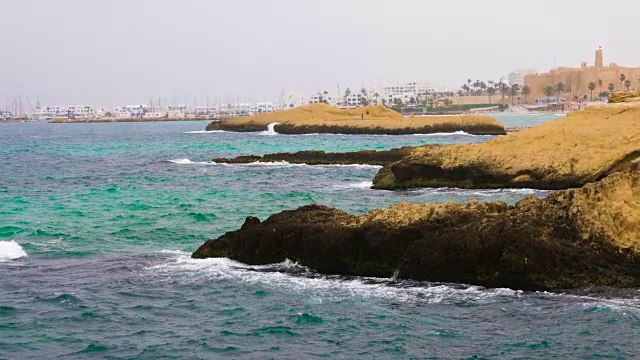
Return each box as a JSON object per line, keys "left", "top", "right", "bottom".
{"left": 525, "top": 48, "right": 640, "bottom": 101}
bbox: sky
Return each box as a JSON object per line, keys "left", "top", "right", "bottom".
{"left": 1, "top": 0, "right": 639, "bottom": 108}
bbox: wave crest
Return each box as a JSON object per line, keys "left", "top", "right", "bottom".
{"left": 0, "top": 241, "right": 28, "bottom": 262}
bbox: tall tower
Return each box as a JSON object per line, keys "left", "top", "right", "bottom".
{"left": 595, "top": 47, "right": 604, "bottom": 70}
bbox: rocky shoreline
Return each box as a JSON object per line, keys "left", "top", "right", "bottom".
{"left": 206, "top": 121, "right": 506, "bottom": 136}
{"left": 194, "top": 94, "right": 640, "bottom": 291}
{"left": 205, "top": 103, "right": 507, "bottom": 135}
{"left": 193, "top": 167, "right": 640, "bottom": 291}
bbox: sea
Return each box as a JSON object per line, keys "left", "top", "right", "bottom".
{"left": 1, "top": 114, "right": 639, "bottom": 359}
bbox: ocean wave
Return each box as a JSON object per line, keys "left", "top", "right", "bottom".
{"left": 258, "top": 122, "right": 280, "bottom": 136}
{"left": 413, "top": 187, "right": 550, "bottom": 197}
{"left": 182, "top": 130, "right": 227, "bottom": 134}
{"left": 167, "top": 158, "right": 212, "bottom": 165}
{"left": 0, "top": 241, "right": 28, "bottom": 262}
{"left": 332, "top": 181, "right": 373, "bottom": 189}
{"left": 211, "top": 161, "right": 381, "bottom": 169}
{"left": 412, "top": 131, "right": 485, "bottom": 136}
{"left": 148, "top": 254, "right": 520, "bottom": 304}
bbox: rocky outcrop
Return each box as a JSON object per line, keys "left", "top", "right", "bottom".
{"left": 193, "top": 168, "right": 640, "bottom": 291}
{"left": 205, "top": 103, "right": 506, "bottom": 135}
{"left": 373, "top": 103, "right": 640, "bottom": 190}
{"left": 212, "top": 148, "right": 416, "bottom": 166}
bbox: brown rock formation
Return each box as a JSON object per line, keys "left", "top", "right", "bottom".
{"left": 212, "top": 148, "right": 415, "bottom": 166}
{"left": 205, "top": 103, "right": 506, "bottom": 135}
{"left": 373, "top": 102, "right": 640, "bottom": 190}
{"left": 193, "top": 168, "right": 640, "bottom": 291}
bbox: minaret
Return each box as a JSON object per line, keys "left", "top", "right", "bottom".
{"left": 595, "top": 47, "right": 604, "bottom": 70}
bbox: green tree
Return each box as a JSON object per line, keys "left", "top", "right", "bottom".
{"left": 344, "top": 87, "right": 351, "bottom": 106}
{"left": 624, "top": 79, "right": 632, "bottom": 91}
{"left": 521, "top": 85, "right": 531, "bottom": 103}
{"left": 374, "top": 92, "right": 379, "bottom": 104}
{"left": 588, "top": 82, "right": 596, "bottom": 101}
{"left": 544, "top": 86, "right": 554, "bottom": 101}
{"left": 598, "top": 79, "right": 603, "bottom": 93}
{"left": 487, "top": 86, "right": 496, "bottom": 104}
{"left": 555, "top": 82, "right": 565, "bottom": 103}
{"left": 500, "top": 83, "right": 509, "bottom": 104}
{"left": 509, "top": 84, "right": 520, "bottom": 105}
{"left": 381, "top": 98, "right": 387, "bottom": 107}
{"left": 608, "top": 83, "right": 615, "bottom": 93}
{"left": 443, "top": 98, "right": 452, "bottom": 107}
{"left": 619, "top": 74, "right": 626, "bottom": 91}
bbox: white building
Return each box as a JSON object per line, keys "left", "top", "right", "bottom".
{"left": 113, "top": 105, "right": 147, "bottom": 118}
{"left": 34, "top": 105, "right": 95, "bottom": 118}
{"left": 508, "top": 69, "right": 537, "bottom": 87}
{"left": 382, "top": 81, "right": 432, "bottom": 105}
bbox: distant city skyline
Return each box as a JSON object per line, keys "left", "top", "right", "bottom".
{"left": 2, "top": 0, "right": 638, "bottom": 108}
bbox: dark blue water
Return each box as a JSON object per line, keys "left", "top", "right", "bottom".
{"left": 1, "top": 120, "right": 638, "bottom": 359}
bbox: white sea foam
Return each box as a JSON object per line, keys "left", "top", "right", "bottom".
{"left": 413, "top": 187, "right": 550, "bottom": 197}
{"left": 167, "top": 158, "right": 212, "bottom": 165}
{"left": 332, "top": 181, "right": 373, "bottom": 189}
{"left": 182, "top": 130, "right": 227, "bottom": 134}
{"left": 0, "top": 241, "right": 28, "bottom": 262}
{"left": 211, "top": 161, "right": 379, "bottom": 169}
{"left": 259, "top": 122, "right": 280, "bottom": 136}
{"left": 317, "top": 164, "right": 382, "bottom": 169}
{"left": 412, "top": 131, "right": 482, "bottom": 136}
{"left": 148, "top": 253, "right": 520, "bottom": 304}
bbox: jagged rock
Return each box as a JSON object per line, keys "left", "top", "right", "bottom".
{"left": 213, "top": 148, "right": 415, "bottom": 166}
{"left": 193, "top": 168, "right": 640, "bottom": 291}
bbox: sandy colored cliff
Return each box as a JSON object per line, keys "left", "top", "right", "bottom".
{"left": 374, "top": 99, "right": 640, "bottom": 189}
{"left": 205, "top": 103, "right": 506, "bottom": 135}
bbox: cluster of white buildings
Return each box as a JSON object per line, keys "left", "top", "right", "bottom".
{"left": 28, "top": 80, "right": 440, "bottom": 120}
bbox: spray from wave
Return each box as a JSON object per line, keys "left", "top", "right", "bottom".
{"left": 167, "top": 159, "right": 212, "bottom": 165}
{"left": 259, "top": 122, "right": 280, "bottom": 136}
{"left": 148, "top": 252, "right": 520, "bottom": 304}
{"left": 413, "top": 131, "right": 482, "bottom": 136}
{"left": 0, "top": 241, "right": 28, "bottom": 262}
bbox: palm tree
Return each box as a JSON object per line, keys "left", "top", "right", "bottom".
{"left": 555, "top": 82, "right": 565, "bottom": 103}
{"left": 608, "top": 83, "right": 615, "bottom": 93}
{"left": 374, "top": 92, "right": 379, "bottom": 105}
{"left": 509, "top": 84, "right": 520, "bottom": 105}
{"left": 624, "top": 79, "right": 632, "bottom": 91}
{"left": 480, "top": 81, "right": 487, "bottom": 95}
{"left": 500, "top": 83, "right": 510, "bottom": 104}
{"left": 544, "top": 86, "right": 555, "bottom": 103}
{"left": 587, "top": 82, "right": 596, "bottom": 101}
{"left": 344, "top": 87, "right": 351, "bottom": 106}
{"left": 521, "top": 85, "right": 531, "bottom": 104}
{"left": 461, "top": 84, "right": 470, "bottom": 95}
{"left": 487, "top": 86, "right": 496, "bottom": 104}
{"left": 598, "top": 79, "right": 603, "bottom": 94}
{"left": 620, "top": 74, "right": 626, "bottom": 91}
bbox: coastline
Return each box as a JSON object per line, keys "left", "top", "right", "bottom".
{"left": 206, "top": 103, "right": 507, "bottom": 135}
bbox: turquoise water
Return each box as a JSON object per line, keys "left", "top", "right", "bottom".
{"left": 1, "top": 119, "right": 638, "bottom": 359}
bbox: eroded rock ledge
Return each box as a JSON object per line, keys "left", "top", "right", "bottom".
{"left": 193, "top": 168, "right": 640, "bottom": 291}
{"left": 373, "top": 103, "right": 640, "bottom": 190}
{"left": 212, "top": 148, "right": 415, "bottom": 166}
{"left": 205, "top": 103, "right": 506, "bottom": 135}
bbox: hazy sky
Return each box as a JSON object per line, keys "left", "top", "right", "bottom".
{"left": 1, "top": 0, "right": 639, "bottom": 107}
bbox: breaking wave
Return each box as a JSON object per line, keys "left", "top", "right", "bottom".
{"left": 0, "top": 241, "right": 28, "bottom": 262}
{"left": 167, "top": 159, "right": 212, "bottom": 165}
{"left": 148, "top": 252, "right": 521, "bottom": 305}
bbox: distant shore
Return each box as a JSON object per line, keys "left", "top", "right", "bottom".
{"left": 50, "top": 117, "right": 221, "bottom": 124}
{"left": 206, "top": 104, "right": 507, "bottom": 136}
